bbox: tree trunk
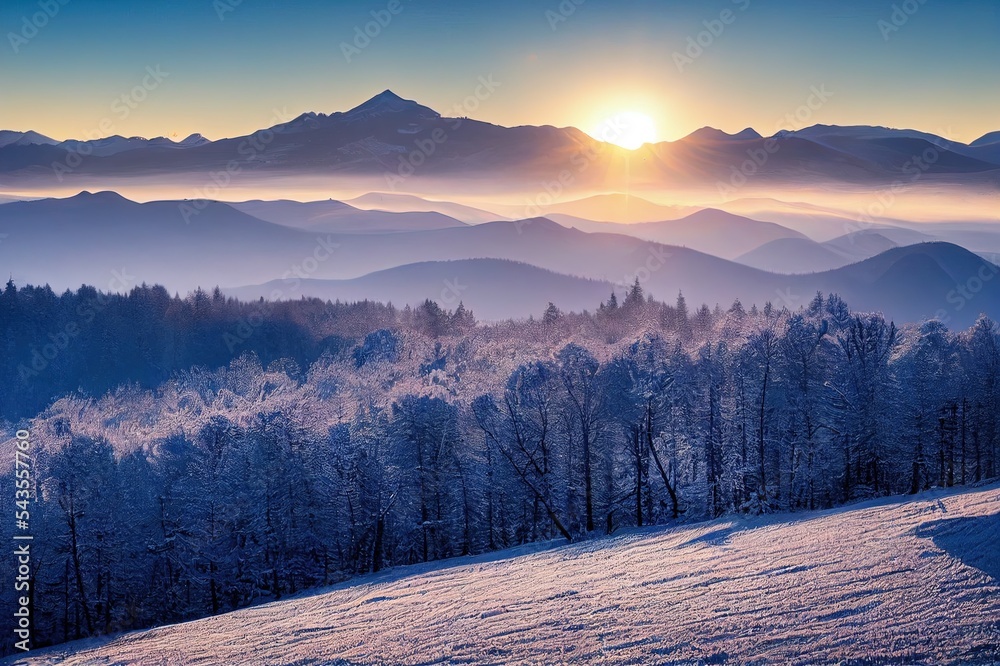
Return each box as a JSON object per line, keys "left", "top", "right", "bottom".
{"left": 646, "top": 409, "right": 679, "bottom": 519}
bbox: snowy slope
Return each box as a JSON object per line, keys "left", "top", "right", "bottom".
{"left": 13, "top": 483, "right": 1000, "bottom": 665}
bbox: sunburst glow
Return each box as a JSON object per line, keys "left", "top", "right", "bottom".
{"left": 591, "top": 111, "right": 658, "bottom": 150}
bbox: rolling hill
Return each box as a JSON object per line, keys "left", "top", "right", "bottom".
{"left": 550, "top": 208, "right": 807, "bottom": 259}
{"left": 229, "top": 259, "right": 616, "bottom": 321}
{"left": 530, "top": 193, "right": 691, "bottom": 223}
{"left": 0, "top": 191, "right": 335, "bottom": 292}
{"left": 344, "top": 192, "right": 504, "bottom": 224}
{"left": 3, "top": 193, "right": 999, "bottom": 327}
{"left": 231, "top": 199, "right": 468, "bottom": 233}
{"left": 735, "top": 230, "right": 904, "bottom": 273}
{"left": 736, "top": 237, "right": 858, "bottom": 273}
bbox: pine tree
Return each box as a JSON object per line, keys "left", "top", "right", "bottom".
{"left": 676, "top": 292, "right": 692, "bottom": 342}
{"left": 624, "top": 278, "right": 644, "bottom": 309}
{"left": 542, "top": 302, "right": 561, "bottom": 324}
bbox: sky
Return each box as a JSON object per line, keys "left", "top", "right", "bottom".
{"left": 1, "top": 0, "right": 998, "bottom": 143}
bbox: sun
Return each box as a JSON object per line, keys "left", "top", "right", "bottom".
{"left": 591, "top": 111, "right": 658, "bottom": 150}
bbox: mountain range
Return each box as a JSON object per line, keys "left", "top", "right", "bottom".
{"left": 1, "top": 91, "right": 998, "bottom": 193}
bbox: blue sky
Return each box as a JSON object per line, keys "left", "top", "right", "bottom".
{"left": 1, "top": 0, "right": 998, "bottom": 142}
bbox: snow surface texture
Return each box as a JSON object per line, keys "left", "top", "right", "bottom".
{"left": 11, "top": 483, "right": 1000, "bottom": 666}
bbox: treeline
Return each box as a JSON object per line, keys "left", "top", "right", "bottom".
{"left": 0, "top": 280, "right": 472, "bottom": 420}
{"left": 2, "top": 284, "right": 1000, "bottom": 653}
{"left": 0, "top": 277, "right": 793, "bottom": 420}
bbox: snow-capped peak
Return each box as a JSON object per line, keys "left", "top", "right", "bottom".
{"left": 178, "top": 133, "right": 209, "bottom": 146}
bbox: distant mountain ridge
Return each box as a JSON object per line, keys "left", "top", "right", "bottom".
{"left": 682, "top": 127, "right": 763, "bottom": 142}
{"left": 1, "top": 91, "right": 997, "bottom": 190}
{"left": 228, "top": 258, "right": 615, "bottom": 321}
{"left": 229, "top": 198, "right": 468, "bottom": 233}
{"left": 0, "top": 129, "right": 59, "bottom": 148}
{"left": 970, "top": 130, "right": 1000, "bottom": 147}
{"left": 0, "top": 192, "right": 997, "bottom": 326}
{"left": 548, "top": 207, "right": 808, "bottom": 260}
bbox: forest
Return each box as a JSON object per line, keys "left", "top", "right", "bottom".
{"left": 2, "top": 279, "right": 999, "bottom": 652}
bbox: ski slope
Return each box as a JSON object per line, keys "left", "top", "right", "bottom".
{"left": 11, "top": 483, "right": 1000, "bottom": 665}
